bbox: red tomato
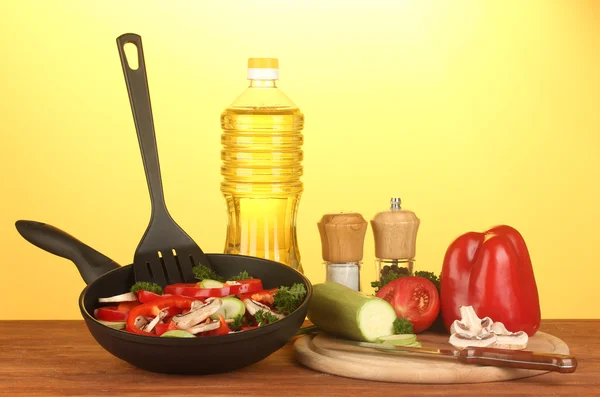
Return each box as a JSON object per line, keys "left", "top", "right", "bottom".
{"left": 375, "top": 276, "right": 440, "bottom": 333}
{"left": 95, "top": 306, "right": 129, "bottom": 322}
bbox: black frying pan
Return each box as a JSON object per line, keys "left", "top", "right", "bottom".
{"left": 15, "top": 220, "right": 312, "bottom": 375}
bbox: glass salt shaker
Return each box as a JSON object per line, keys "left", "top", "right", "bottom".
{"left": 317, "top": 212, "right": 368, "bottom": 291}
{"left": 371, "top": 198, "right": 420, "bottom": 282}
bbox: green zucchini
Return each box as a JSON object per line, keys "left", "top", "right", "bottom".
{"left": 200, "top": 279, "right": 224, "bottom": 288}
{"left": 307, "top": 282, "right": 396, "bottom": 342}
{"left": 96, "top": 320, "right": 126, "bottom": 330}
{"left": 209, "top": 297, "right": 245, "bottom": 320}
{"left": 377, "top": 334, "right": 417, "bottom": 346}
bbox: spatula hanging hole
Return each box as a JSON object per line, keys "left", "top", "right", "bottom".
{"left": 174, "top": 252, "right": 185, "bottom": 282}
{"left": 123, "top": 42, "right": 139, "bottom": 70}
{"left": 146, "top": 262, "right": 154, "bottom": 279}
{"left": 158, "top": 251, "right": 171, "bottom": 284}
{"left": 172, "top": 249, "right": 177, "bottom": 256}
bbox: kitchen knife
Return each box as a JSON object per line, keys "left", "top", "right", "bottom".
{"left": 326, "top": 338, "right": 577, "bottom": 373}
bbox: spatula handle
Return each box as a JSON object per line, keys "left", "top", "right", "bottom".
{"left": 15, "top": 220, "right": 120, "bottom": 285}
{"left": 116, "top": 33, "right": 168, "bottom": 217}
{"left": 458, "top": 346, "right": 577, "bottom": 373}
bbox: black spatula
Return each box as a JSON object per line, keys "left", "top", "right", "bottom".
{"left": 116, "top": 33, "right": 211, "bottom": 287}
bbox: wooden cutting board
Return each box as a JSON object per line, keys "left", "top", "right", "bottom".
{"left": 294, "top": 331, "right": 570, "bottom": 384}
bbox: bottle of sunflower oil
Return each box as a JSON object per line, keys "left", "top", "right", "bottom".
{"left": 220, "top": 58, "right": 304, "bottom": 273}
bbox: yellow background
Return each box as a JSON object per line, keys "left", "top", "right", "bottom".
{"left": 1, "top": 0, "right": 598, "bottom": 319}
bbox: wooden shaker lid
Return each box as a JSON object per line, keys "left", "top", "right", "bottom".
{"left": 317, "top": 213, "right": 368, "bottom": 263}
{"left": 371, "top": 198, "right": 420, "bottom": 260}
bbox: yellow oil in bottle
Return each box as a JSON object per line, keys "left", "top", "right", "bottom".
{"left": 220, "top": 58, "right": 304, "bottom": 272}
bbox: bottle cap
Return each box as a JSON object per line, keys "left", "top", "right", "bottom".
{"left": 247, "top": 58, "right": 279, "bottom": 80}
{"left": 371, "top": 197, "right": 420, "bottom": 260}
{"left": 317, "top": 212, "right": 368, "bottom": 263}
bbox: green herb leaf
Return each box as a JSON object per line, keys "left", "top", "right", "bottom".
{"left": 228, "top": 271, "right": 251, "bottom": 281}
{"left": 230, "top": 314, "right": 244, "bottom": 331}
{"left": 192, "top": 264, "right": 224, "bottom": 282}
{"left": 393, "top": 318, "right": 414, "bottom": 335}
{"left": 273, "top": 283, "right": 306, "bottom": 315}
{"left": 130, "top": 281, "right": 163, "bottom": 295}
{"left": 371, "top": 272, "right": 407, "bottom": 292}
{"left": 254, "top": 310, "right": 280, "bottom": 326}
{"left": 413, "top": 271, "right": 441, "bottom": 293}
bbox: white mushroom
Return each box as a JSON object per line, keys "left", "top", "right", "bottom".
{"left": 134, "top": 316, "right": 149, "bottom": 330}
{"left": 490, "top": 321, "right": 529, "bottom": 350}
{"left": 141, "top": 310, "right": 168, "bottom": 333}
{"left": 98, "top": 292, "right": 137, "bottom": 303}
{"left": 495, "top": 331, "right": 529, "bottom": 350}
{"left": 448, "top": 306, "right": 529, "bottom": 350}
{"left": 172, "top": 299, "right": 222, "bottom": 329}
{"left": 449, "top": 306, "right": 493, "bottom": 339}
{"left": 243, "top": 299, "right": 284, "bottom": 320}
{"left": 187, "top": 320, "right": 221, "bottom": 335}
{"left": 449, "top": 332, "right": 497, "bottom": 349}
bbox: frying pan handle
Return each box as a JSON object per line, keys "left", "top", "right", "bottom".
{"left": 15, "top": 220, "right": 120, "bottom": 285}
{"left": 116, "top": 33, "right": 169, "bottom": 219}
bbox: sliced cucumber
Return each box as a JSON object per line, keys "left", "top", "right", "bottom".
{"left": 405, "top": 341, "right": 422, "bottom": 348}
{"left": 200, "top": 279, "right": 225, "bottom": 289}
{"left": 210, "top": 297, "right": 245, "bottom": 320}
{"left": 96, "top": 320, "right": 126, "bottom": 330}
{"left": 377, "top": 334, "right": 417, "bottom": 346}
{"left": 160, "top": 330, "right": 196, "bottom": 338}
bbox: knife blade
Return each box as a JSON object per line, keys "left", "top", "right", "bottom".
{"left": 325, "top": 337, "right": 578, "bottom": 374}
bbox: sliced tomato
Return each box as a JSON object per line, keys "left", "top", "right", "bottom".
{"left": 95, "top": 306, "right": 129, "bottom": 322}
{"left": 137, "top": 290, "right": 167, "bottom": 303}
{"left": 116, "top": 301, "right": 140, "bottom": 311}
{"left": 375, "top": 276, "right": 440, "bottom": 333}
{"left": 155, "top": 321, "right": 178, "bottom": 336}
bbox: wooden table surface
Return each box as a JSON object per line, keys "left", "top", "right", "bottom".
{"left": 0, "top": 320, "right": 597, "bottom": 396}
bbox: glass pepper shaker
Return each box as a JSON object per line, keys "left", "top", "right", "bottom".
{"left": 371, "top": 198, "right": 420, "bottom": 282}
{"left": 317, "top": 212, "right": 368, "bottom": 291}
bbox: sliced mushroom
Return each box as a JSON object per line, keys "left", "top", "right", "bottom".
{"left": 98, "top": 292, "right": 137, "bottom": 303}
{"left": 172, "top": 298, "right": 222, "bottom": 329}
{"left": 187, "top": 320, "right": 221, "bottom": 335}
{"left": 243, "top": 299, "right": 285, "bottom": 320}
{"left": 191, "top": 300, "right": 208, "bottom": 310}
{"left": 495, "top": 331, "right": 528, "bottom": 350}
{"left": 141, "top": 310, "right": 168, "bottom": 333}
{"left": 449, "top": 306, "right": 492, "bottom": 339}
{"left": 449, "top": 332, "right": 497, "bottom": 350}
{"left": 134, "top": 316, "right": 149, "bottom": 330}
{"left": 490, "top": 321, "right": 511, "bottom": 335}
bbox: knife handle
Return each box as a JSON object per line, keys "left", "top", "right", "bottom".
{"left": 458, "top": 346, "right": 577, "bottom": 373}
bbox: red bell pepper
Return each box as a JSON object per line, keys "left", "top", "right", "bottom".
{"left": 95, "top": 306, "right": 129, "bottom": 322}
{"left": 126, "top": 295, "right": 195, "bottom": 336}
{"left": 440, "top": 225, "right": 541, "bottom": 336}
{"left": 137, "top": 290, "right": 168, "bottom": 303}
{"left": 154, "top": 321, "right": 178, "bottom": 336}
{"left": 238, "top": 288, "right": 278, "bottom": 305}
{"left": 164, "top": 279, "right": 263, "bottom": 299}
{"left": 116, "top": 301, "right": 140, "bottom": 312}
{"left": 204, "top": 314, "right": 230, "bottom": 337}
